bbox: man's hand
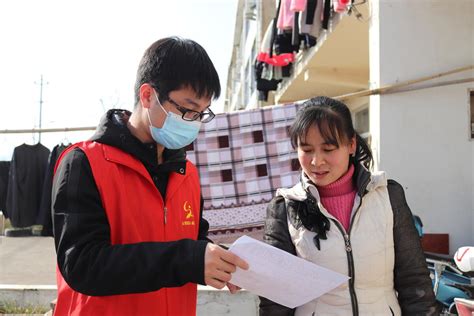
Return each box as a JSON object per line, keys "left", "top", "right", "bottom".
{"left": 204, "top": 243, "right": 249, "bottom": 289}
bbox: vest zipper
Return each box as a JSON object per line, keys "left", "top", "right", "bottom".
{"left": 331, "top": 220, "right": 359, "bottom": 316}
{"left": 164, "top": 206, "right": 167, "bottom": 225}
{"left": 344, "top": 197, "right": 366, "bottom": 316}
{"left": 344, "top": 232, "right": 358, "bottom": 316}
{"left": 308, "top": 172, "right": 369, "bottom": 315}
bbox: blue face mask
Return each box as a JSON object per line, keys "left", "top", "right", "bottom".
{"left": 147, "top": 92, "right": 201, "bottom": 149}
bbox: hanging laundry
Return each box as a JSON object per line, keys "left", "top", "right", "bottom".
{"left": 0, "top": 161, "right": 10, "bottom": 217}
{"left": 38, "top": 143, "right": 70, "bottom": 236}
{"left": 322, "top": 0, "right": 331, "bottom": 29}
{"left": 333, "top": 0, "right": 350, "bottom": 13}
{"left": 274, "top": 31, "right": 300, "bottom": 56}
{"left": 292, "top": 11, "right": 301, "bottom": 47}
{"left": 290, "top": 0, "right": 308, "bottom": 12}
{"left": 277, "top": 0, "right": 295, "bottom": 30}
{"left": 255, "top": 20, "right": 284, "bottom": 101}
{"left": 255, "top": 60, "right": 281, "bottom": 101}
{"left": 303, "top": 0, "right": 318, "bottom": 25}
{"left": 274, "top": 31, "right": 298, "bottom": 77}
{"left": 289, "top": 0, "right": 307, "bottom": 47}
{"left": 299, "top": 0, "right": 323, "bottom": 47}
{"left": 258, "top": 20, "right": 295, "bottom": 68}
{"left": 6, "top": 143, "right": 50, "bottom": 228}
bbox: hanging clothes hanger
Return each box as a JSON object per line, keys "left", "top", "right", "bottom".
{"left": 59, "top": 129, "right": 71, "bottom": 148}
{"left": 347, "top": 0, "right": 369, "bottom": 22}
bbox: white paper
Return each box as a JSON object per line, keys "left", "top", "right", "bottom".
{"left": 228, "top": 235, "right": 348, "bottom": 308}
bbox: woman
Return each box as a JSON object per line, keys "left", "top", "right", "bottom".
{"left": 259, "top": 97, "right": 437, "bottom": 315}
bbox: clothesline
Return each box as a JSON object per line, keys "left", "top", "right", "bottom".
{"left": 335, "top": 65, "right": 474, "bottom": 101}
{"left": 0, "top": 126, "right": 96, "bottom": 134}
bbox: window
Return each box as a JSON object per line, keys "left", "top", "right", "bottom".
{"left": 252, "top": 130, "right": 263, "bottom": 143}
{"left": 218, "top": 135, "right": 229, "bottom": 148}
{"left": 221, "top": 169, "right": 233, "bottom": 182}
{"left": 256, "top": 164, "right": 268, "bottom": 177}
{"left": 470, "top": 90, "right": 474, "bottom": 139}
{"left": 354, "top": 107, "right": 369, "bottom": 135}
{"left": 354, "top": 107, "right": 370, "bottom": 145}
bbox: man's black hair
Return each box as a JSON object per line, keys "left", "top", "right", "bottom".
{"left": 134, "top": 36, "right": 221, "bottom": 106}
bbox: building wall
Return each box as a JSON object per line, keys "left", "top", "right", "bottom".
{"left": 369, "top": 0, "right": 474, "bottom": 253}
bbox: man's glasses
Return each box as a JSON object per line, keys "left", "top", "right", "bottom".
{"left": 167, "top": 98, "right": 215, "bottom": 123}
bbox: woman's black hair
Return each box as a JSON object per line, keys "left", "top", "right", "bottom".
{"left": 289, "top": 96, "right": 373, "bottom": 170}
{"left": 134, "top": 36, "right": 221, "bottom": 105}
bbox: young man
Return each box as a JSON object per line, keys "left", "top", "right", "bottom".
{"left": 52, "top": 37, "right": 248, "bottom": 315}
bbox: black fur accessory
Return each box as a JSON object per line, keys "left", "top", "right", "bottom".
{"left": 288, "top": 191, "right": 331, "bottom": 250}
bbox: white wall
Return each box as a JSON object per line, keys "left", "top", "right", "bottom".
{"left": 369, "top": 0, "right": 474, "bottom": 253}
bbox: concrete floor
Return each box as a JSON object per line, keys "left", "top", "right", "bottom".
{"left": 0, "top": 237, "right": 57, "bottom": 311}
{"left": 0, "top": 237, "right": 56, "bottom": 286}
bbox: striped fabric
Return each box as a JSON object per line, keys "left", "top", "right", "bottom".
{"left": 186, "top": 102, "right": 302, "bottom": 243}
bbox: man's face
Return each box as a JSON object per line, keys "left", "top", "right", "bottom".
{"left": 148, "top": 85, "right": 212, "bottom": 129}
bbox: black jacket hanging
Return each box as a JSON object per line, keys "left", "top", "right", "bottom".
{"left": 38, "top": 143, "right": 69, "bottom": 236}
{"left": 6, "top": 143, "right": 50, "bottom": 227}
{"left": 0, "top": 161, "right": 10, "bottom": 216}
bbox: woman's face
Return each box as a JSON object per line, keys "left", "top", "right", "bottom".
{"left": 297, "top": 125, "right": 356, "bottom": 187}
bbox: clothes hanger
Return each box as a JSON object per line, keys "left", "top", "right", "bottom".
{"left": 59, "top": 130, "right": 71, "bottom": 147}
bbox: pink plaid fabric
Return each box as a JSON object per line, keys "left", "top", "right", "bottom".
{"left": 186, "top": 102, "right": 302, "bottom": 242}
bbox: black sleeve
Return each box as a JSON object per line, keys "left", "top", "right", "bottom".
{"left": 259, "top": 196, "right": 296, "bottom": 316}
{"left": 52, "top": 148, "right": 209, "bottom": 297}
{"left": 198, "top": 194, "right": 212, "bottom": 242}
{"left": 388, "top": 180, "right": 439, "bottom": 315}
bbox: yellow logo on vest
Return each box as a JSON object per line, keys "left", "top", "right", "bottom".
{"left": 182, "top": 201, "right": 195, "bottom": 226}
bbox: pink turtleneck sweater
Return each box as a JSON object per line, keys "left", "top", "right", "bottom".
{"left": 317, "top": 164, "right": 356, "bottom": 231}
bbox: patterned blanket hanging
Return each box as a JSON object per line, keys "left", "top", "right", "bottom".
{"left": 186, "top": 102, "right": 302, "bottom": 243}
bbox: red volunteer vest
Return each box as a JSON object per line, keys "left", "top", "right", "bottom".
{"left": 54, "top": 141, "right": 201, "bottom": 316}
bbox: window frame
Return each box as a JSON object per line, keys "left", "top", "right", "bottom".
{"left": 469, "top": 89, "right": 474, "bottom": 140}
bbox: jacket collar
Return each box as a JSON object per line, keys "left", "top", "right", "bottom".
{"left": 90, "top": 109, "right": 187, "bottom": 174}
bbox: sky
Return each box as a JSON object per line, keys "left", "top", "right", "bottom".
{"left": 0, "top": 0, "right": 239, "bottom": 160}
